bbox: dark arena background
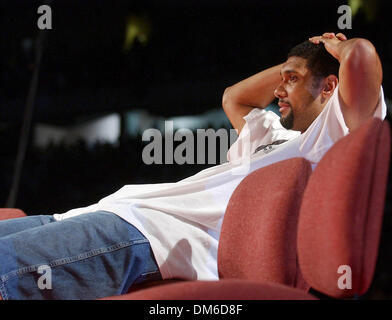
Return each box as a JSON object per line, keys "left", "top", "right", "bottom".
{"left": 0, "top": 0, "right": 391, "bottom": 299}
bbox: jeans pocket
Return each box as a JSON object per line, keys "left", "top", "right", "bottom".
{"left": 133, "top": 270, "right": 162, "bottom": 286}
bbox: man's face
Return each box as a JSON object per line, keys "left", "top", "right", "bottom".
{"left": 274, "top": 56, "right": 324, "bottom": 133}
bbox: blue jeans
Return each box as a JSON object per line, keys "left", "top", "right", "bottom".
{"left": 0, "top": 211, "right": 162, "bottom": 300}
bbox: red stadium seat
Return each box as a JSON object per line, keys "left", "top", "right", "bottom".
{"left": 297, "top": 117, "right": 391, "bottom": 298}
{"left": 0, "top": 208, "right": 27, "bottom": 221}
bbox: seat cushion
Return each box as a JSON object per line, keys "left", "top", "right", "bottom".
{"left": 102, "top": 279, "right": 317, "bottom": 300}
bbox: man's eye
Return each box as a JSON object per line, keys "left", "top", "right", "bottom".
{"left": 289, "top": 75, "right": 297, "bottom": 82}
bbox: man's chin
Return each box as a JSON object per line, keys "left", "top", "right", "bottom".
{"left": 280, "top": 114, "right": 294, "bottom": 130}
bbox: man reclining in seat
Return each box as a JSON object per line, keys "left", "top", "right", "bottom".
{"left": 0, "top": 32, "right": 387, "bottom": 300}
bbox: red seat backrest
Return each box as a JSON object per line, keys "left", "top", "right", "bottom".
{"left": 218, "top": 157, "right": 312, "bottom": 290}
{"left": 297, "top": 118, "right": 391, "bottom": 298}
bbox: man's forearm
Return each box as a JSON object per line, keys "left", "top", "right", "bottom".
{"left": 222, "top": 63, "right": 283, "bottom": 133}
{"left": 223, "top": 63, "right": 283, "bottom": 109}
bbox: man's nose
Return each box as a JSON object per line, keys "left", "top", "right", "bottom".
{"left": 274, "top": 83, "right": 287, "bottom": 99}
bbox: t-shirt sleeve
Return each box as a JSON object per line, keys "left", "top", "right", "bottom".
{"left": 227, "top": 108, "right": 301, "bottom": 163}
{"left": 299, "top": 85, "right": 387, "bottom": 165}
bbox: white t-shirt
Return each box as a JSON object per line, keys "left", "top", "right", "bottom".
{"left": 53, "top": 85, "right": 387, "bottom": 281}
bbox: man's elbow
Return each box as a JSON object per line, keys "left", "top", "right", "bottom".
{"left": 352, "top": 38, "right": 376, "bottom": 54}
{"left": 345, "top": 39, "right": 382, "bottom": 83}
{"left": 222, "top": 86, "right": 233, "bottom": 110}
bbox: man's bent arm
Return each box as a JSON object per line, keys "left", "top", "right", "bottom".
{"left": 338, "top": 38, "right": 382, "bottom": 130}
{"left": 310, "top": 34, "right": 383, "bottom": 131}
{"left": 222, "top": 63, "right": 283, "bottom": 134}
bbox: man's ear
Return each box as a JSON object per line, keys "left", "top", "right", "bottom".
{"left": 322, "top": 75, "right": 338, "bottom": 97}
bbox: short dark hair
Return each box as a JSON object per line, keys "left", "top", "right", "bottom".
{"left": 288, "top": 40, "right": 339, "bottom": 79}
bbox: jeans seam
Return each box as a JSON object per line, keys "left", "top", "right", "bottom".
{"left": 132, "top": 270, "right": 162, "bottom": 287}
{"left": 0, "top": 238, "right": 149, "bottom": 283}
{"left": 139, "top": 270, "right": 160, "bottom": 277}
{"left": 0, "top": 283, "right": 9, "bottom": 300}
